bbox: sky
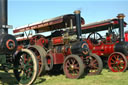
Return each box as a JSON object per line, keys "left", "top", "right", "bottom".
{"left": 8, "top": 0, "right": 128, "bottom": 34}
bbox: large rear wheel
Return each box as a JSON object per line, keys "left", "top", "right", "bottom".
{"left": 63, "top": 55, "right": 84, "bottom": 79}
{"left": 28, "top": 45, "right": 46, "bottom": 76}
{"left": 13, "top": 49, "right": 38, "bottom": 85}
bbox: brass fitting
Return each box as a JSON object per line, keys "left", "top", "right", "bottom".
{"left": 74, "top": 10, "right": 81, "bottom": 14}
{"left": 117, "top": 13, "right": 125, "bottom": 19}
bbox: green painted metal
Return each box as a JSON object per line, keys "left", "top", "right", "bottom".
{"left": 0, "top": 55, "right": 6, "bottom": 64}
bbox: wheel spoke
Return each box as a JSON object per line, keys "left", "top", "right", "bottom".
{"left": 74, "top": 64, "right": 79, "bottom": 70}
{"left": 117, "top": 55, "right": 119, "bottom": 59}
{"left": 113, "top": 55, "right": 117, "bottom": 60}
{"left": 110, "top": 62, "right": 116, "bottom": 65}
{"left": 120, "top": 63, "right": 125, "bottom": 68}
{"left": 117, "top": 65, "right": 122, "bottom": 71}
{"left": 72, "top": 59, "right": 76, "bottom": 64}
{"left": 111, "top": 58, "right": 115, "bottom": 62}
{"left": 66, "top": 60, "right": 71, "bottom": 65}
{"left": 92, "top": 63, "right": 98, "bottom": 69}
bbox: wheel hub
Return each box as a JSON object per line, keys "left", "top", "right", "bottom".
{"left": 70, "top": 65, "right": 74, "bottom": 70}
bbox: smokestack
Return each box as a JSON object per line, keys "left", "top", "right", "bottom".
{"left": 117, "top": 13, "right": 125, "bottom": 42}
{"left": 0, "top": 0, "right": 8, "bottom": 34}
{"left": 74, "top": 10, "right": 82, "bottom": 40}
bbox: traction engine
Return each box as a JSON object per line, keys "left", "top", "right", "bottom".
{"left": 84, "top": 14, "right": 128, "bottom": 72}
{"left": 13, "top": 10, "right": 103, "bottom": 79}
{"left": 0, "top": 0, "right": 39, "bottom": 85}
{"left": 0, "top": 0, "right": 17, "bottom": 71}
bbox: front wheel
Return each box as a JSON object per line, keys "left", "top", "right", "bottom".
{"left": 63, "top": 55, "right": 84, "bottom": 79}
{"left": 13, "top": 49, "right": 39, "bottom": 85}
{"left": 108, "top": 52, "right": 128, "bottom": 72}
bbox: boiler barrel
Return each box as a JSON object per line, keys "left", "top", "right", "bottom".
{"left": 70, "top": 41, "right": 89, "bottom": 55}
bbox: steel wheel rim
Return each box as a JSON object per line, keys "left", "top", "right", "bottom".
{"left": 108, "top": 53, "right": 127, "bottom": 72}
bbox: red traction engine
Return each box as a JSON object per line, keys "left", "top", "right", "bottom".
{"left": 13, "top": 10, "right": 103, "bottom": 79}
{"left": 82, "top": 14, "right": 128, "bottom": 72}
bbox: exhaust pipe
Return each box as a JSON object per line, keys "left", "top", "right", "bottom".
{"left": 0, "top": 0, "right": 8, "bottom": 34}
{"left": 74, "top": 10, "right": 82, "bottom": 40}
{"left": 117, "top": 13, "right": 125, "bottom": 42}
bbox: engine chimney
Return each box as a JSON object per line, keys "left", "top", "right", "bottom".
{"left": 117, "top": 13, "right": 125, "bottom": 42}
{"left": 74, "top": 10, "right": 82, "bottom": 40}
{"left": 0, "top": 0, "right": 8, "bottom": 34}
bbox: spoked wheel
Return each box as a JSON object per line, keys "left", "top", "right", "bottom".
{"left": 13, "top": 49, "right": 38, "bottom": 85}
{"left": 108, "top": 52, "right": 128, "bottom": 72}
{"left": 63, "top": 55, "right": 84, "bottom": 79}
{"left": 28, "top": 45, "right": 47, "bottom": 76}
{"left": 85, "top": 53, "right": 103, "bottom": 75}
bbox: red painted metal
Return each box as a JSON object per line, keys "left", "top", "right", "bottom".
{"left": 51, "top": 37, "right": 64, "bottom": 45}
{"left": 125, "top": 32, "right": 128, "bottom": 42}
{"left": 53, "top": 53, "right": 64, "bottom": 64}
{"left": 13, "top": 18, "right": 63, "bottom": 33}
{"left": 13, "top": 14, "right": 85, "bottom": 34}
{"left": 17, "top": 45, "right": 23, "bottom": 51}
{"left": 47, "top": 53, "right": 64, "bottom": 64}
{"left": 81, "top": 18, "right": 127, "bottom": 33}
{"left": 6, "top": 39, "right": 15, "bottom": 50}
{"left": 36, "top": 38, "right": 48, "bottom": 47}
{"left": 86, "top": 39, "right": 115, "bottom": 56}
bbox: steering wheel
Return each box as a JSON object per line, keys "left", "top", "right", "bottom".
{"left": 87, "top": 32, "right": 102, "bottom": 40}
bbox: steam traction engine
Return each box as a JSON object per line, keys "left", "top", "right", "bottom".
{"left": 0, "top": 0, "right": 39, "bottom": 85}
{"left": 0, "top": 0, "right": 17, "bottom": 71}
{"left": 82, "top": 14, "right": 128, "bottom": 72}
{"left": 13, "top": 10, "right": 103, "bottom": 79}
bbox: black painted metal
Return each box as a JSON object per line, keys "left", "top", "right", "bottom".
{"left": 74, "top": 10, "right": 82, "bottom": 40}
{"left": 0, "top": 34, "right": 17, "bottom": 54}
{"left": 71, "top": 41, "right": 89, "bottom": 55}
{"left": 0, "top": 0, "right": 8, "bottom": 34}
{"left": 118, "top": 14, "right": 125, "bottom": 42}
{"left": 115, "top": 42, "right": 128, "bottom": 56}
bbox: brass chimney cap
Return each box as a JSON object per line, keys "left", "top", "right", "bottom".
{"left": 74, "top": 10, "right": 81, "bottom": 14}
{"left": 117, "top": 13, "right": 125, "bottom": 19}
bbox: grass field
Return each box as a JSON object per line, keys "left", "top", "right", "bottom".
{"left": 0, "top": 69, "right": 128, "bottom": 85}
